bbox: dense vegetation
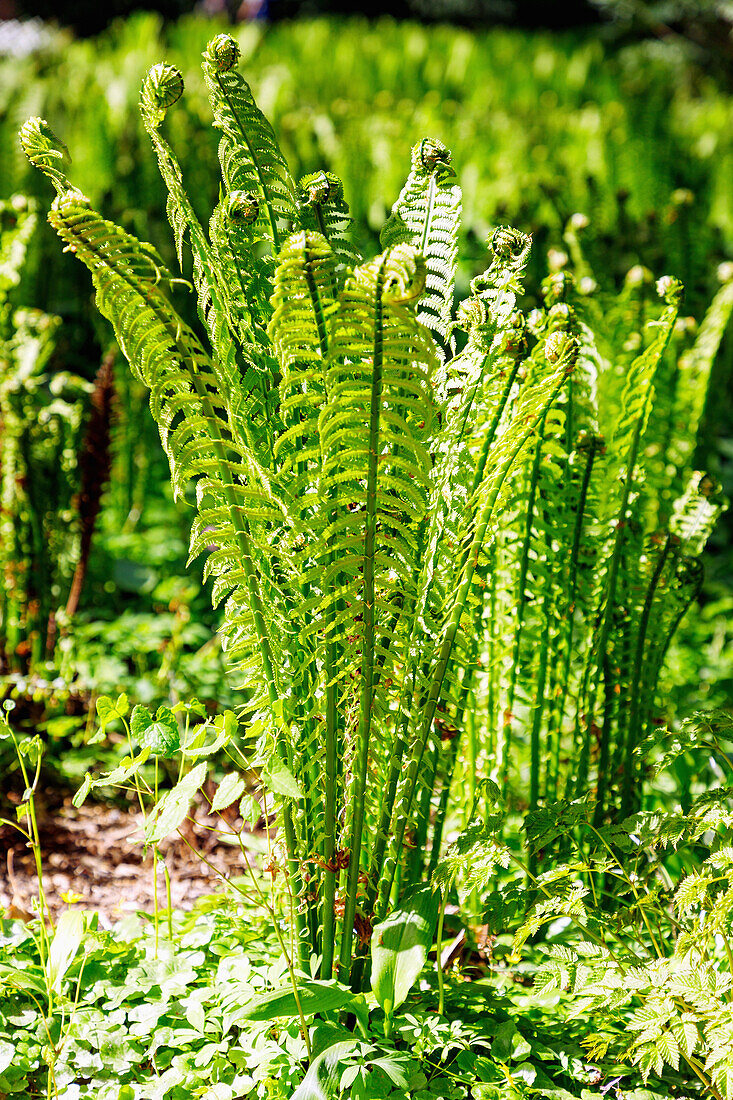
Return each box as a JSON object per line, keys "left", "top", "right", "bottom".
{"left": 2, "top": 12, "right": 733, "bottom": 1100}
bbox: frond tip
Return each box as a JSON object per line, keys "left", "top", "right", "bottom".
{"left": 381, "top": 136, "right": 461, "bottom": 346}
{"left": 18, "top": 117, "right": 70, "bottom": 194}
{"left": 141, "top": 63, "right": 184, "bottom": 127}
{"left": 204, "top": 32, "right": 241, "bottom": 73}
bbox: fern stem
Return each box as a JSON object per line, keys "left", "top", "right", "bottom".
{"left": 375, "top": 365, "right": 570, "bottom": 921}
{"left": 500, "top": 417, "right": 546, "bottom": 787}
{"left": 427, "top": 637, "right": 477, "bottom": 876}
{"left": 301, "top": 245, "right": 339, "bottom": 981}
{"left": 555, "top": 439, "right": 597, "bottom": 797}
{"left": 471, "top": 357, "right": 523, "bottom": 496}
{"left": 337, "top": 264, "right": 386, "bottom": 984}
{"left": 617, "top": 535, "right": 673, "bottom": 819}
{"left": 529, "top": 591, "right": 551, "bottom": 838}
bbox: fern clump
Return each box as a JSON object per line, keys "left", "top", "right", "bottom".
{"left": 19, "top": 34, "right": 731, "bottom": 986}
{"left": 0, "top": 195, "right": 105, "bottom": 673}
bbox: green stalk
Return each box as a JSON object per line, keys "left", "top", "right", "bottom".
{"left": 301, "top": 250, "right": 338, "bottom": 981}
{"left": 375, "top": 363, "right": 571, "bottom": 920}
{"left": 500, "top": 417, "right": 546, "bottom": 785}
{"left": 426, "top": 640, "right": 477, "bottom": 877}
{"left": 471, "top": 357, "right": 523, "bottom": 496}
{"left": 553, "top": 439, "right": 597, "bottom": 798}
{"left": 436, "top": 875, "right": 455, "bottom": 1017}
{"left": 529, "top": 592, "right": 551, "bottom": 823}
{"left": 618, "top": 535, "right": 673, "bottom": 818}
{"left": 407, "top": 738, "right": 440, "bottom": 883}
{"left": 337, "top": 264, "right": 386, "bottom": 985}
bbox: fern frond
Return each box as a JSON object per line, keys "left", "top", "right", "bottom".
{"left": 381, "top": 138, "right": 461, "bottom": 348}
{"left": 296, "top": 171, "right": 361, "bottom": 275}
{"left": 312, "top": 242, "right": 437, "bottom": 685}
{"left": 202, "top": 33, "right": 297, "bottom": 251}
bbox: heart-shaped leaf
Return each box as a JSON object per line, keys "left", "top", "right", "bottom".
{"left": 131, "top": 704, "right": 180, "bottom": 757}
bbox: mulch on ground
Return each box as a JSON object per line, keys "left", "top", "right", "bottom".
{"left": 0, "top": 793, "right": 259, "bottom": 925}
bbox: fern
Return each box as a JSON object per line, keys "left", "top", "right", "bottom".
{"left": 20, "top": 36, "right": 731, "bottom": 989}
{"left": 380, "top": 138, "right": 461, "bottom": 351}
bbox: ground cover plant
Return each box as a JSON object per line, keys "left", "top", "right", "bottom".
{"left": 5, "top": 22, "right": 733, "bottom": 1098}
{"left": 4, "top": 707, "right": 733, "bottom": 1098}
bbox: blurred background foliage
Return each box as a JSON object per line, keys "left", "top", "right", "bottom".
{"left": 0, "top": 0, "right": 731, "bottom": 789}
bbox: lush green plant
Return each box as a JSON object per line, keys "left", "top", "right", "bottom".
{"left": 0, "top": 195, "right": 114, "bottom": 673}
{"left": 18, "top": 24, "right": 731, "bottom": 998}
{"left": 471, "top": 712, "right": 733, "bottom": 1099}
{"left": 6, "top": 715, "right": 733, "bottom": 1098}
{"left": 5, "top": 15, "right": 733, "bottom": 724}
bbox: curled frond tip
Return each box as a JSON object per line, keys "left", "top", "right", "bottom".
{"left": 142, "top": 63, "right": 184, "bottom": 116}
{"left": 204, "top": 33, "right": 241, "bottom": 73}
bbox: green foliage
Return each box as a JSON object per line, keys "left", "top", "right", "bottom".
{"left": 19, "top": 23, "right": 730, "bottom": 1001}
{"left": 371, "top": 886, "right": 440, "bottom": 1025}
{"left": 0, "top": 194, "right": 89, "bottom": 671}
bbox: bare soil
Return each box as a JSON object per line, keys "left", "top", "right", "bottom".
{"left": 0, "top": 793, "right": 256, "bottom": 926}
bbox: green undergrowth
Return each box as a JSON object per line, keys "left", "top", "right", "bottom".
{"left": 3, "top": 710, "right": 733, "bottom": 1098}
{"left": 0, "top": 901, "right": 703, "bottom": 1100}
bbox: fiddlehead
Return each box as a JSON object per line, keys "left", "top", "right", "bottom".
{"left": 296, "top": 171, "right": 361, "bottom": 275}
{"left": 202, "top": 33, "right": 297, "bottom": 251}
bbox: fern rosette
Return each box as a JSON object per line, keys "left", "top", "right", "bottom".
{"left": 19, "top": 36, "right": 731, "bottom": 989}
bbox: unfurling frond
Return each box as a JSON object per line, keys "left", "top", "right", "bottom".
{"left": 202, "top": 33, "right": 297, "bottom": 249}
{"left": 296, "top": 171, "right": 361, "bottom": 274}
{"left": 381, "top": 138, "right": 461, "bottom": 347}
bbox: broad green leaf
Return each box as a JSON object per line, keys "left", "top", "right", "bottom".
{"left": 241, "top": 979, "right": 366, "bottom": 1024}
{"left": 131, "top": 704, "right": 180, "bottom": 757}
{"left": 130, "top": 704, "right": 154, "bottom": 740}
{"left": 146, "top": 762, "right": 207, "bottom": 844}
{"left": 239, "top": 793, "right": 261, "bottom": 826}
{"left": 371, "top": 885, "right": 440, "bottom": 1016}
{"left": 211, "top": 772, "right": 245, "bottom": 813}
{"left": 371, "top": 1054, "right": 411, "bottom": 1088}
{"left": 95, "top": 696, "right": 116, "bottom": 724}
{"left": 0, "top": 962, "right": 47, "bottom": 994}
{"left": 263, "top": 759, "right": 304, "bottom": 800}
{"left": 47, "top": 909, "right": 85, "bottom": 993}
{"left": 291, "top": 1040, "right": 360, "bottom": 1100}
